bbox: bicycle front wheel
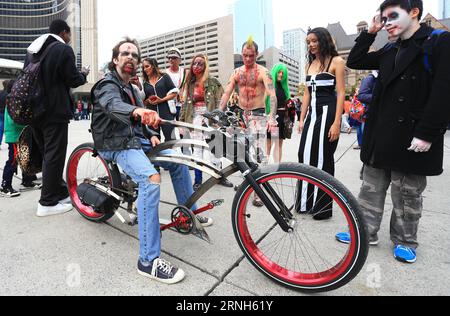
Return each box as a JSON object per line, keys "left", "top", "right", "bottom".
{"left": 232, "top": 163, "right": 368, "bottom": 293}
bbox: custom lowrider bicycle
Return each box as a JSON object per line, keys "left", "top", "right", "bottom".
{"left": 66, "top": 110, "right": 369, "bottom": 293}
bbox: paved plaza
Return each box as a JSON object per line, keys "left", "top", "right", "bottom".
{"left": 1, "top": 120, "right": 449, "bottom": 296}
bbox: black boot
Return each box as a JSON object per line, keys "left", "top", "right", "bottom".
{"left": 219, "top": 178, "right": 234, "bottom": 188}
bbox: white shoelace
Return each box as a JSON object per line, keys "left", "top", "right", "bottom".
{"left": 154, "top": 259, "right": 174, "bottom": 275}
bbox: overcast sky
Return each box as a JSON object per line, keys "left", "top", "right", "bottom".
{"left": 97, "top": 0, "right": 440, "bottom": 66}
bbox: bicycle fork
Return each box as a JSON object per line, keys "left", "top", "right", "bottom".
{"left": 236, "top": 162, "right": 294, "bottom": 233}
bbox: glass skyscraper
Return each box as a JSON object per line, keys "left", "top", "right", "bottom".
{"left": 0, "top": 0, "right": 73, "bottom": 62}
{"left": 283, "top": 28, "right": 307, "bottom": 84}
{"left": 0, "top": 0, "right": 98, "bottom": 83}
{"left": 233, "top": 0, "right": 275, "bottom": 53}
{"left": 439, "top": 0, "right": 450, "bottom": 19}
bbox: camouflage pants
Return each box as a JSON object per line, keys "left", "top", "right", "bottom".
{"left": 359, "top": 165, "right": 427, "bottom": 249}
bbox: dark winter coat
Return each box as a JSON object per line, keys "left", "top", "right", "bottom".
{"left": 26, "top": 36, "right": 87, "bottom": 124}
{"left": 91, "top": 71, "right": 158, "bottom": 152}
{"left": 347, "top": 25, "right": 450, "bottom": 176}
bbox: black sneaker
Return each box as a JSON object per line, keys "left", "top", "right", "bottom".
{"left": 0, "top": 187, "right": 21, "bottom": 198}
{"left": 196, "top": 215, "right": 214, "bottom": 227}
{"left": 220, "top": 178, "right": 234, "bottom": 188}
{"left": 20, "top": 182, "right": 43, "bottom": 192}
{"left": 138, "top": 258, "right": 185, "bottom": 285}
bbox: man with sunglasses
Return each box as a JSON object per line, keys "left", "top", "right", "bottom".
{"left": 91, "top": 38, "right": 198, "bottom": 285}
{"left": 166, "top": 48, "right": 187, "bottom": 121}
{"left": 343, "top": 0, "right": 450, "bottom": 264}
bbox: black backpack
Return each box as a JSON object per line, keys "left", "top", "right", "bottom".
{"left": 6, "top": 42, "right": 57, "bottom": 125}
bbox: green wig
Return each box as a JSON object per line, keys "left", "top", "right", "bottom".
{"left": 265, "top": 63, "right": 291, "bottom": 114}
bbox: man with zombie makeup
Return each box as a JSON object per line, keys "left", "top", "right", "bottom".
{"left": 220, "top": 38, "right": 278, "bottom": 207}
{"left": 343, "top": 0, "right": 450, "bottom": 264}
{"left": 91, "top": 38, "right": 200, "bottom": 285}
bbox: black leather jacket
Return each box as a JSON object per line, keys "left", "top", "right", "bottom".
{"left": 91, "top": 71, "right": 157, "bottom": 151}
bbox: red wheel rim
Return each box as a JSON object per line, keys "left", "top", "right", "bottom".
{"left": 67, "top": 148, "right": 111, "bottom": 219}
{"left": 236, "top": 173, "right": 359, "bottom": 288}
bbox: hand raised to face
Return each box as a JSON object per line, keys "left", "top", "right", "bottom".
{"left": 369, "top": 14, "right": 386, "bottom": 34}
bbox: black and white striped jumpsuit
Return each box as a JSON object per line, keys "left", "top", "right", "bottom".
{"left": 297, "top": 64, "right": 338, "bottom": 219}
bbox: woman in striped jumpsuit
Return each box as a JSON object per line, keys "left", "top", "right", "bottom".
{"left": 297, "top": 27, "right": 346, "bottom": 221}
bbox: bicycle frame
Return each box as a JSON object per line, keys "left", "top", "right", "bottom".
{"left": 148, "top": 119, "right": 294, "bottom": 233}
{"left": 68, "top": 114, "right": 369, "bottom": 292}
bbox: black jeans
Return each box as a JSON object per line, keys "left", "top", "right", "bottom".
{"left": 33, "top": 123, "right": 69, "bottom": 206}
{"left": 2, "top": 143, "right": 35, "bottom": 188}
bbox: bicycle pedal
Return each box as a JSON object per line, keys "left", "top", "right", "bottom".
{"left": 211, "top": 199, "right": 225, "bottom": 207}
{"left": 191, "top": 213, "right": 212, "bottom": 244}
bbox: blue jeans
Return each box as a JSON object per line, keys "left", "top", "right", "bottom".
{"left": 99, "top": 139, "right": 196, "bottom": 265}
{"left": 356, "top": 123, "right": 365, "bottom": 147}
{"left": 0, "top": 113, "right": 4, "bottom": 145}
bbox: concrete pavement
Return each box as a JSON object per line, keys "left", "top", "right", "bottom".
{"left": 0, "top": 120, "right": 449, "bottom": 296}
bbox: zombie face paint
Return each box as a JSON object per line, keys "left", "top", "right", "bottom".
{"left": 192, "top": 58, "right": 205, "bottom": 76}
{"left": 382, "top": 6, "right": 413, "bottom": 42}
{"left": 242, "top": 46, "right": 257, "bottom": 69}
{"left": 115, "top": 43, "right": 139, "bottom": 76}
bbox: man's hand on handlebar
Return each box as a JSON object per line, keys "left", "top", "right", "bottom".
{"left": 150, "top": 136, "right": 161, "bottom": 148}
{"left": 133, "top": 108, "right": 161, "bottom": 129}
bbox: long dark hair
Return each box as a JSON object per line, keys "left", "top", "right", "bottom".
{"left": 141, "top": 58, "right": 163, "bottom": 83}
{"left": 307, "top": 27, "right": 339, "bottom": 72}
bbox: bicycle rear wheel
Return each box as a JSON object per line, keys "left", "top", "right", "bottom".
{"left": 232, "top": 163, "right": 368, "bottom": 293}
{"left": 66, "top": 143, "right": 120, "bottom": 223}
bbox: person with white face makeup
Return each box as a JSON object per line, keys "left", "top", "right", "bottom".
{"left": 343, "top": 0, "right": 450, "bottom": 264}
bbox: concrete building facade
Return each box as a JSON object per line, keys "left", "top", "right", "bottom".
{"left": 261, "top": 47, "right": 300, "bottom": 95}
{"left": 79, "top": 0, "right": 99, "bottom": 83}
{"left": 139, "top": 15, "right": 235, "bottom": 87}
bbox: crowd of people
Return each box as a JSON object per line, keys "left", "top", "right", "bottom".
{"left": 1, "top": 0, "right": 449, "bottom": 286}
{"left": 73, "top": 100, "right": 92, "bottom": 121}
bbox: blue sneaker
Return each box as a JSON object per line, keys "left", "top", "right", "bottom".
{"left": 336, "top": 232, "right": 351, "bottom": 244}
{"left": 336, "top": 232, "right": 379, "bottom": 246}
{"left": 394, "top": 246, "right": 417, "bottom": 264}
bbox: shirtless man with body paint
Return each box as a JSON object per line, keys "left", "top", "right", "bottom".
{"left": 219, "top": 39, "right": 278, "bottom": 207}
{"left": 219, "top": 39, "right": 278, "bottom": 126}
